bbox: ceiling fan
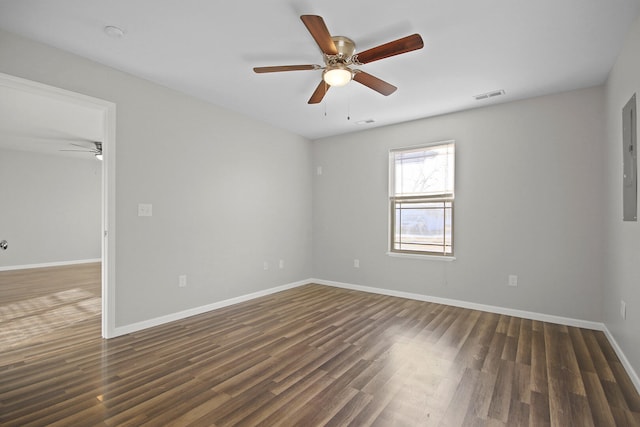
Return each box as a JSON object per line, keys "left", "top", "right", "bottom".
{"left": 253, "top": 15, "right": 424, "bottom": 104}
{"left": 60, "top": 141, "right": 103, "bottom": 160}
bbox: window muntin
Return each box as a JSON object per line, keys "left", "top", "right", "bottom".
{"left": 390, "top": 142, "right": 454, "bottom": 256}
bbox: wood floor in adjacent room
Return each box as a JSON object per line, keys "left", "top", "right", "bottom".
{"left": 1, "top": 265, "right": 639, "bottom": 426}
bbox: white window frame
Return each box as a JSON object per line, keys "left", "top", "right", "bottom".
{"left": 388, "top": 141, "right": 455, "bottom": 259}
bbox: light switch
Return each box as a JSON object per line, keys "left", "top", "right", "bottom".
{"left": 138, "top": 203, "right": 153, "bottom": 217}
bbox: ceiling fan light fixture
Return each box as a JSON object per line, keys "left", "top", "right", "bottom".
{"left": 323, "top": 65, "right": 352, "bottom": 87}
{"left": 254, "top": 15, "right": 424, "bottom": 103}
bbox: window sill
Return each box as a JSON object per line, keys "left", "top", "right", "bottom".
{"left": 386, "top": 252, "right": 456, "bottom": 262}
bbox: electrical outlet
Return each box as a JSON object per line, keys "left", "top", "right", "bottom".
{"left": 138, "top": 203, "right": 153, "bottom": 217}
{"left": 621, "top": 300, "right": 627, "bottom": 320}
{"left": 508, "top": 275, "right": 518, "bottom": 287}
{"left": 279, "top": 259, "right": 284, "bottom": 269}
{"left": 263, "top": 261, "right": 269, "bottom": 271}
{"left": 178, "top": 275, "right": 187, "bottom": 288}
{"left": 354, "top": 259, "right": 360, "bottom": 268}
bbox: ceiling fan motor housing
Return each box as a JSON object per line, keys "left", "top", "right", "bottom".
{"left": 322, "top": 36, "right": 356, "bottom": 86}
{"left": 331, "top": 36, "right": 356, "bottom": 59}
{"left": 253, "top": 15, "right": 424, "bottom": 103}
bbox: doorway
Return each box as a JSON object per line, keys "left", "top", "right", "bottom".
{"left": 0, "top": 72, "right": 116, "bottom": 338}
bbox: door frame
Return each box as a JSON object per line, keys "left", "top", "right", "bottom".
{"left": 0, "top": 72, "right": 117, "bottom": 338}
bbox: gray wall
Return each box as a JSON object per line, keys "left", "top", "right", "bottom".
{"left": 2, "top": 19, "right": 638, "bottom": 380}
{"left": 604, "top": 14, "right": 640, "bottom": 377}
{"left": 313, "top": 86, "right": 605, "bottom": 322}
{"left": 0, "top": 149, "right": 101, "bottom": 267}
{"left": 0, "top": 29, "right": 314, "bottom": 327}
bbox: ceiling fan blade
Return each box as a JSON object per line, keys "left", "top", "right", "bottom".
{"left": 308, "top": 81, "right": 330, "bottom": 104}
{"left": 353, "top": 72, "right": 397, "bottom": 96}
{"left": 68, "top": 142, "right": 98, "bottom": 149}
{"left": 300, "top": 15, "right": 338, "bottom": 55}
{"left": 253, "top": 65, "right": 319, "bottom": 73}
{"left": 61, "top": 141, "right": 101, "bottom": 154}
{"left": 355, "top": 34, "right": 424, "bottom": 64}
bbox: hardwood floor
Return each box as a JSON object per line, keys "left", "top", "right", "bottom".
{"left": 0, "top": 263, "right": 101, "bottom": 349}
{"left": 1, "top": 265, "right": 639, "bottom": 426}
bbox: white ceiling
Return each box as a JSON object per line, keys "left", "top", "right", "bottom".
{"left": 0, "top": 84, "right": 104, "bottom": 159}
{"left": 0, "top": 0, "right": 639, "bottom": 145}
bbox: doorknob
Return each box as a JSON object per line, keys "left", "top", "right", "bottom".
{"left": 0, "top": 240, "right": 7, "bottom": 250}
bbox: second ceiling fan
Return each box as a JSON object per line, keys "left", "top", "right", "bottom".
{"left": 253, "top": 15, "right": 424, "bottom": 104}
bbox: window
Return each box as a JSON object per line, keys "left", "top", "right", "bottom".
{"left": 389, "top": 141, "right": 455, "bottom": 256}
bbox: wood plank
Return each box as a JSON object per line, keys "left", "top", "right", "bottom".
{"left": 529, "top": 391, "right": 551, "bottom": 427}
{"left": 1, "top": 267, "right": 639, "bottom": 426}
{"left": 515, "top": 318, "right": 532, "bottom": 366}
{"left": 581, "top": 371, "right": 616, "bottom": 426}
{"left": 440, "top": 367, "right": 482, "bottom": 426}
{"left": 530, "top": 327, "right": 548, "bottom": 395}
{"left": 487, "top": 359, "right": 515, "bottom": 423}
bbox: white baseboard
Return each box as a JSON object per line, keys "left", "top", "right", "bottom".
{"left": 0, "top": 258, "right": 101, "bottom": 272}
{"left": 312, "top": 278, "right": 604, "bottom": 331}
{"left": 602, "top": 325, "right": 640, "bottom": 395}
{"left": 112, "top": 276, "right": 603, "bottom": 338}
{"left": 109, "top": 276, "right": 639, "bottom": 395}
{"left": 311, "top": 278, "right": 640, "bottom": 395}
{"left": 111, "top": 279, "right": 309, "bottom": 337}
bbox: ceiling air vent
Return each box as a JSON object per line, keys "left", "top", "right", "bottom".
{"left": 474, "top": 89, "right": 505, "bottom": 101}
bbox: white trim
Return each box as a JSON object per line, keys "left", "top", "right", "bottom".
{"left": 389, "top": 139, "right": 456, "bottom": 153}
{"left": 111, "top": 276, "right": 602, "bottom": 337}
{"left": 111, "top": 279, "right": 309, "bottom": 337}
{"left": 388, "top": 141, "right": 456, "bottom": 257}
{"left": 0, "top": 72, "right": 116, "bottom": 339}
{"left": 386, "top": 252, "right": 456, "bottom": 261}
{"left": 102, "top": 95, "right": 117, "bottom": 339}
{"left": 310, "top": 278, "right": 604, "bottom": 331}
{"left": 107, "top": 276, "right": 639, "bottom": 395}
{"left": 602, "top": 325, "right": 640, "bottom": 395}
{"left": 0, "top": 258, "right": 101, "bottom": 272}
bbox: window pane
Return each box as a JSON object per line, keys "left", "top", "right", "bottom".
{"left": 393, "top": 201, "right": 452, "bottom": 254}
{"left": 393, "top": 143, "right": 454, "bottom": 197}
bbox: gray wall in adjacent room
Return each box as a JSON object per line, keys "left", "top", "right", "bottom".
{"left": 0, "top": 149, "right": 101, "bottom": 268}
